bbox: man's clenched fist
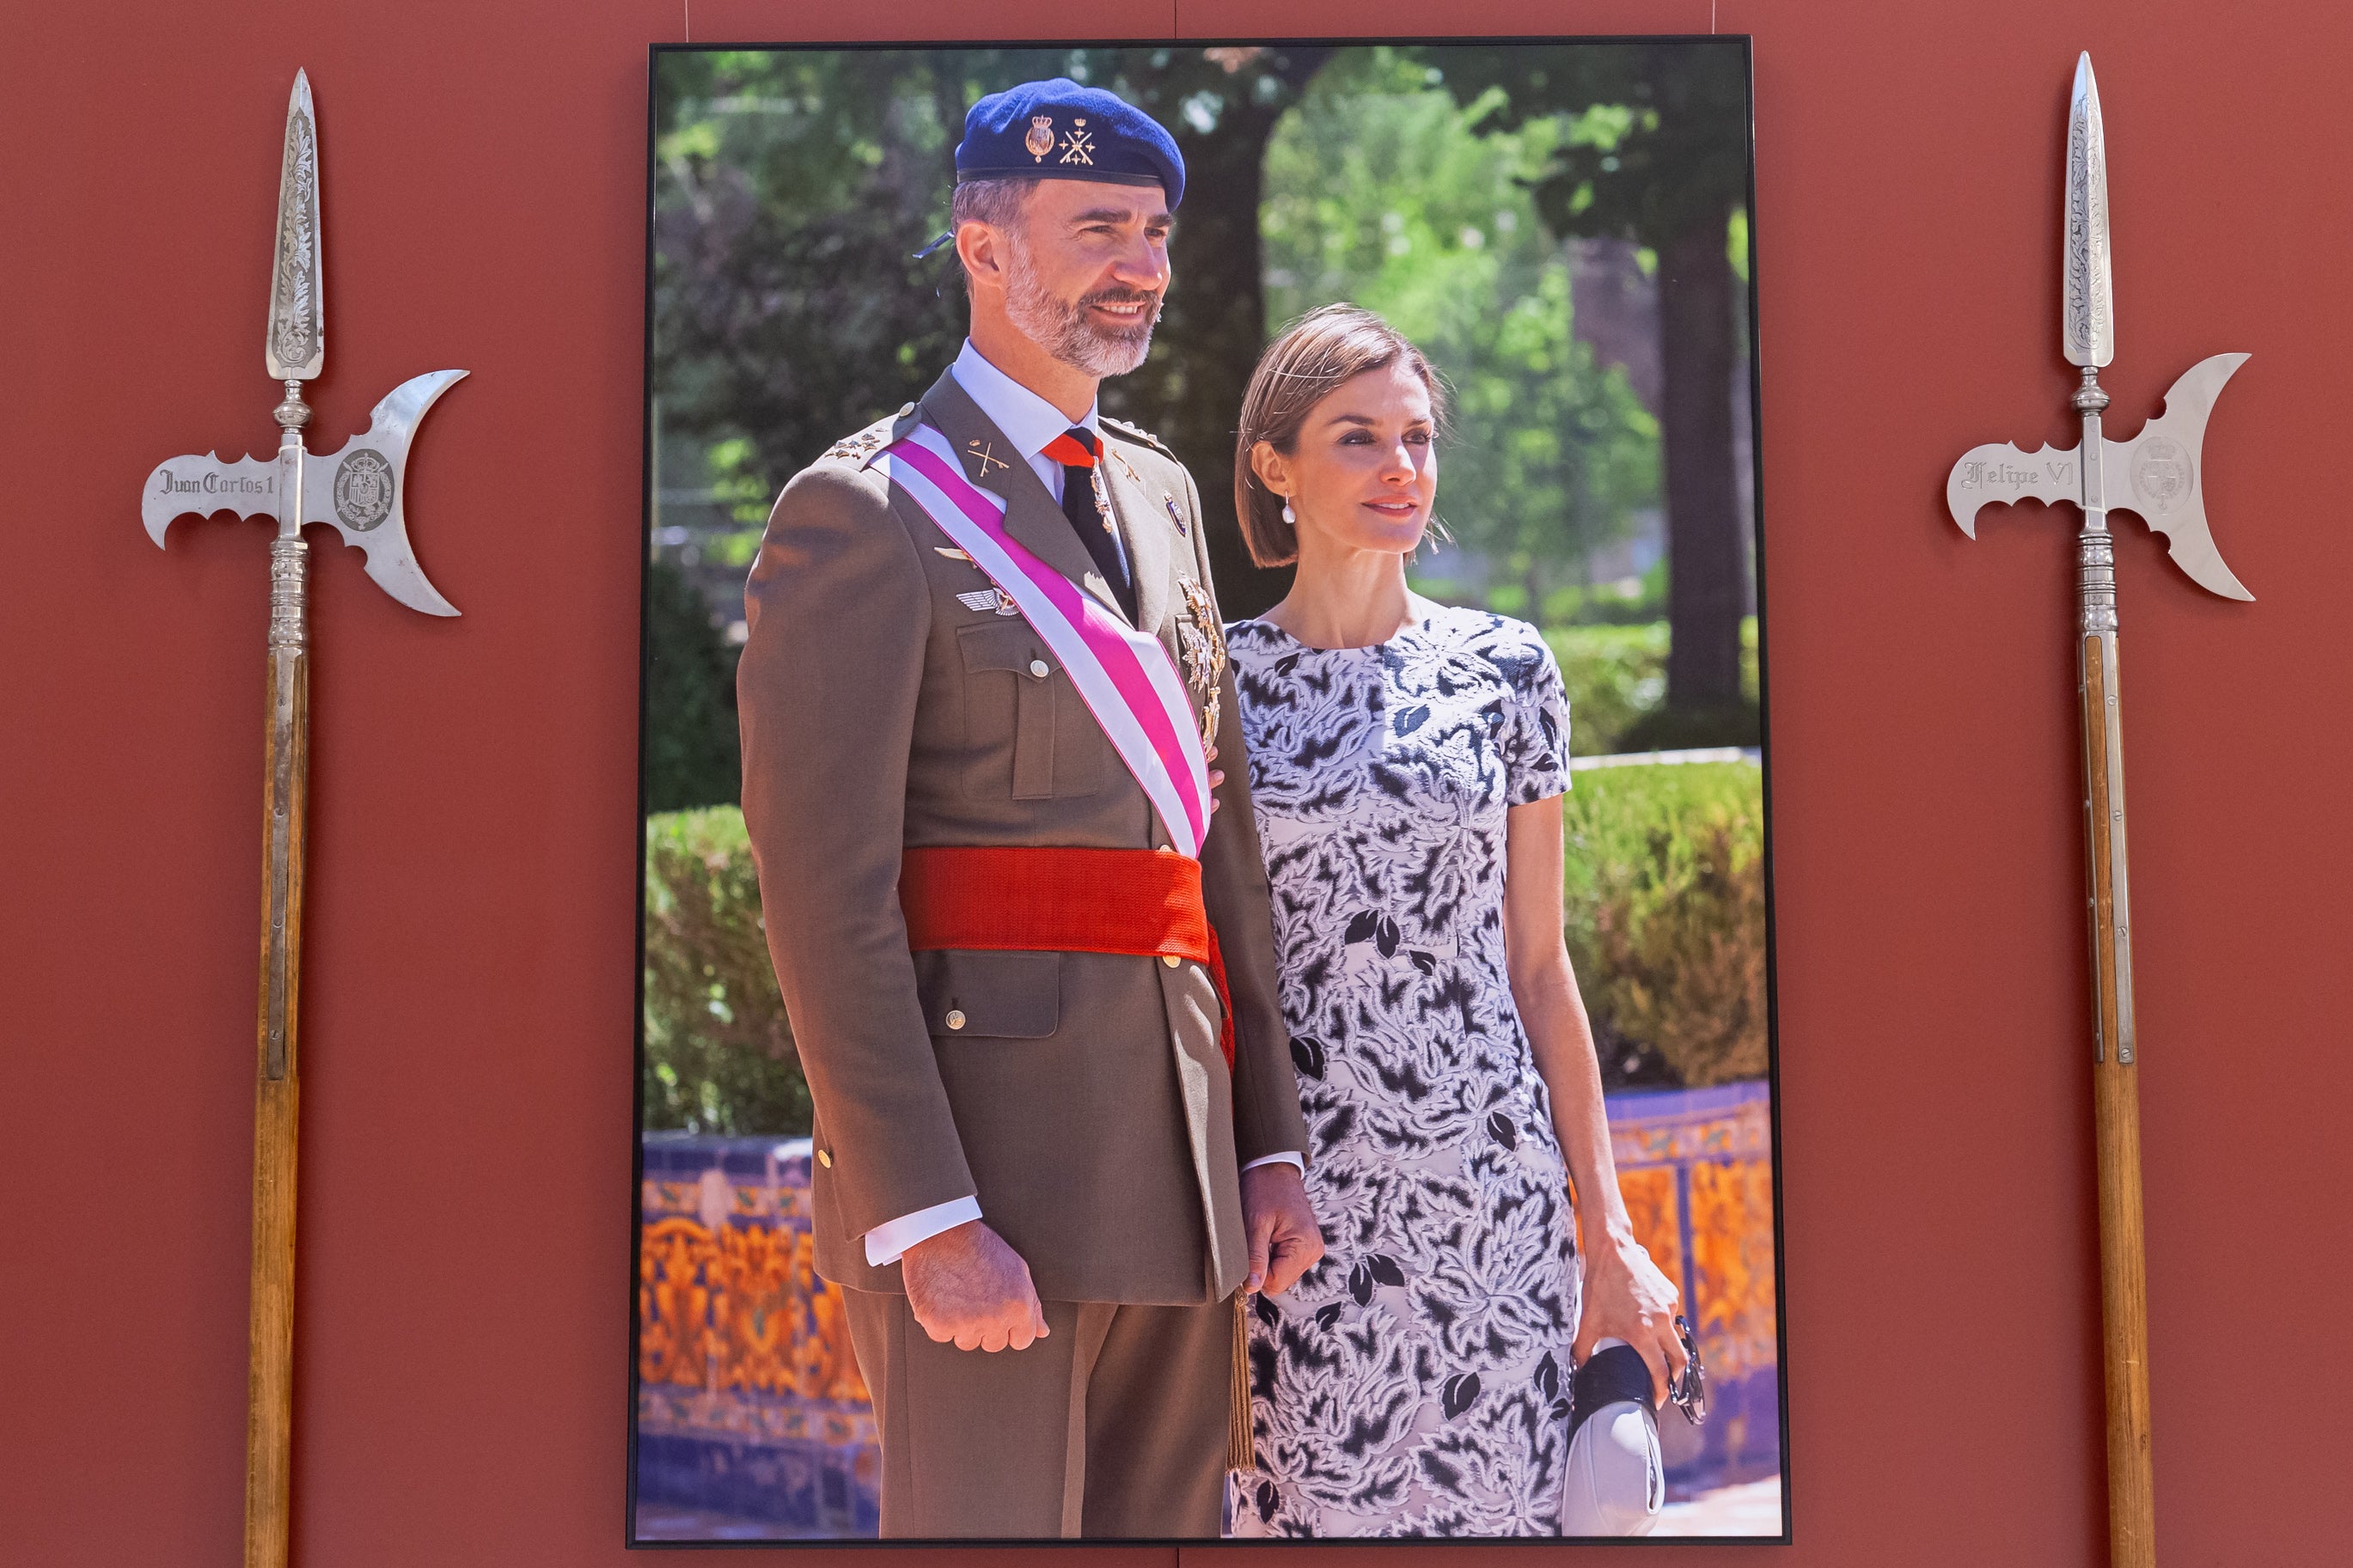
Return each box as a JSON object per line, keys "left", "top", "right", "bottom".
{"left": 899, "top": 1218, "right": 1049, "bottom": 1351}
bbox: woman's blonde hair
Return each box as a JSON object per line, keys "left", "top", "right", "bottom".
{"left": 1232, "top": 303, "right": 1451, "bottom": 568}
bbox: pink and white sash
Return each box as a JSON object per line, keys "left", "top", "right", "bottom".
{"left": 879, "top": 423, "right": 1212, "bottom": 857}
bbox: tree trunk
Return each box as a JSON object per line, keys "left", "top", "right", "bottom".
{"left": 1103, "top": 100, "right": 1293, "bottom": 619}
{"left": 1657, "top": 209, "right": 1745, "bottom": 710}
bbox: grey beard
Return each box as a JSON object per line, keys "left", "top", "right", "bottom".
{"left": 1005, "top": 244, "right": 1160, "bottom": 377}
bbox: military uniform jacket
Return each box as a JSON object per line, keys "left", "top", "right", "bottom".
{"left": 737, "top": 368, "right": 1310, "bottom": 1305}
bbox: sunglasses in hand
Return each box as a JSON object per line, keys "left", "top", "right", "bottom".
{"left": 1667, "top": 1315, "right": 1708, "bottom": 1426}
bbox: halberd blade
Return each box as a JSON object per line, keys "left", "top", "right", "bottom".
{"left": 300, "top": 369, "right": 468, "bottom": 616}
{"left": 1946, "top": 440, "right": 2084, "bottom": 535}
{"left": 2103, "top": 353, "right": 2254, "bottom": 601}
{"left": 2063, "top": 53, "right": 2113, "bottom": 369}
{"left": 265, "top": 70, "right": 324, "bottom": 381}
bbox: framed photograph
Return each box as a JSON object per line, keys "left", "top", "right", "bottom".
{"left": 631, "top": 36, "right": 1782, "bottom": 1543}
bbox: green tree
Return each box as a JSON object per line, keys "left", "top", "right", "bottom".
{"left": 1437, "top": 42, "right": 1755, "bottom": 736}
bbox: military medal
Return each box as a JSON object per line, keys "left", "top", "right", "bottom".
{"left": 1175, "top": 577, "right": 1228, "bottom": 748}
{"left": 1091, "top": 464, "right": 1115, "bottom": 532}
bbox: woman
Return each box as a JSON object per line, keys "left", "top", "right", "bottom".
{"left": 1224, "top": 305, "right": 1686, "bottom": 1537}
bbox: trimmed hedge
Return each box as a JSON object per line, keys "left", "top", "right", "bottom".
{"left": 642, "top": 808, "right": 809, "bottom": 1135}
{"left": 1546, "top": 619, "right": 1760, "bottom": 755}
{"left": 1562, "top": 761, "right": 1769, "bottom": 1087}
{"left": 641, "top": 759, "right": 1767, "bottom": 1132}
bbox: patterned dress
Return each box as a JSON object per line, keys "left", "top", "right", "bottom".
{"left": 1226, "top": 605, "right": 1580, "bottom": 1538}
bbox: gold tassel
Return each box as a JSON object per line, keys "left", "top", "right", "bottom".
{"left": 1227, "top": 1290, "right": 1256, "bottom": 1473}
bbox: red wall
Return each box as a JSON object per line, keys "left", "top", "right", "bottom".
{"left": 5, "top": 1, "right": 2345, "bottom": 1563}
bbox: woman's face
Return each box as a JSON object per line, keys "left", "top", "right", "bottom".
{"left": 1256, "top": 360, "right": 1437, "bottom": 558}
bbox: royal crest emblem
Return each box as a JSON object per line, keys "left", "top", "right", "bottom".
{"left": 331, "top": 448, "right": 394, "bottom": 531}
{"left": 1174, "top": 577, "right": 1227, "bottom": 747}
{"left": 1025, "top": 115, "right": 1055, "bottom": 162}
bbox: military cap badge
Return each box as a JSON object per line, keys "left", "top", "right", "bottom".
{"left": 1025, "top": 115, "right": 1054, "bottom": 162}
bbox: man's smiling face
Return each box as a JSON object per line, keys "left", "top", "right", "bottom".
{"left": 996, "top": 179, "right": 1171, "bottom": 376}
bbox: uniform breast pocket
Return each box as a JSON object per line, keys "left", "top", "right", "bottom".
{"left": 956, "top": 621, "right": 1103, "bottom": 800}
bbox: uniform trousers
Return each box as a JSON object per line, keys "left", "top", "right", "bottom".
{"left": 843, "top": 1287, "right": 1232, "bottom": 1539}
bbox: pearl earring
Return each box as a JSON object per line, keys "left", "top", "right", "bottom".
{"left": 1281, "top": 502, "right": 1296, "bottom": 524}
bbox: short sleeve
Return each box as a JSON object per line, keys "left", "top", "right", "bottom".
{"left": 1498, "top": 628, "right": 1572, "bottom": 805}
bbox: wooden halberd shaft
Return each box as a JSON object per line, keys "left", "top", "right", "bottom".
{"left": 247, "top": 395, "right": 311, "bottom": 1568}
{"left": 2075, "top": 370, "right": 2154, "bottom": 1568}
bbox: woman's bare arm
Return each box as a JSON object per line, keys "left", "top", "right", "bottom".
{"left": 1503, "top": 794, "right": 1689, "bottom": 1401}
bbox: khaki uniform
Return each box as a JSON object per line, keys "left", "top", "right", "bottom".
{"left": 737, "top": 369, "right": 1308, "bottom": 1536}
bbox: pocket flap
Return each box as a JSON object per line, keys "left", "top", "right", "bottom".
{"left": 956, "top": 621, "right": 1056, "bottom": 676}
{"left": 911, "top": 949, "right": 1060, "bottom": 1039}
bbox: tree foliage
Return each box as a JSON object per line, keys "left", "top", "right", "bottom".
{"left": 1435, "top": 42, "right": 1757, "bottom": 721}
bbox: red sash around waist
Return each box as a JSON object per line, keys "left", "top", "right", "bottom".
{"left": 899, "top": 845, "right": 1235, "bottom": 1070}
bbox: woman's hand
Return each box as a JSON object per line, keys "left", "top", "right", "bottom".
{"left": 1574, "top": 1229, "right": 1690, "bottom": 1406}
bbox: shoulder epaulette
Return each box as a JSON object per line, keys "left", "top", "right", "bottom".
{"left": 820, "top": 402, "right": 921, "bottom": 470}
{"left": 1098, "top": 415, "right": 1172, "bottom": 455}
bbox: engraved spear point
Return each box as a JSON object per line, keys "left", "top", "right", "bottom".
{"left": 266, "top": 70, "right": 324, "bottom": 383}
{"left": 2064, "top": 52, "right": 2113, "bottom": 370}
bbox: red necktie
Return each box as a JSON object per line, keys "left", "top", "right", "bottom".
{"left": 1042, "top": 427, "right": 1134, "bottom": 619}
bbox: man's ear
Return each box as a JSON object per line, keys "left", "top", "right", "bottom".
{"left": 955, "top": 221, "right": 1007, "bottom": 291}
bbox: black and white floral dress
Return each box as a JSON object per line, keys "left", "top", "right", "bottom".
{"left": 1226, "top": 605, "right": 1580, "bottom": 1538}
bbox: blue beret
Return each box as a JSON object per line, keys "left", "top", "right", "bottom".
{"left": 956, "top": 78, "right": 1184, "bottom": 210}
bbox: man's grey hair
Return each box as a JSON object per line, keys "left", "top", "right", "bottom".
{"left": 948, "top": 177, "right": 1040, "bottom": 277}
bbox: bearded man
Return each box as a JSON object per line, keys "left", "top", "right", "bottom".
{"left": 736, "top": 79, "right": 1321, "bottom": 1539}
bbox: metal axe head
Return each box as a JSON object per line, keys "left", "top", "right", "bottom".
{"left": 2100, "top": 353, "right": 2252, "bottom": 601}
{"left": 1944, "top": 353, "right": 2252, "bottom": 602}
{"left": 143, "top": 369, "right": 467, "bottom": 616}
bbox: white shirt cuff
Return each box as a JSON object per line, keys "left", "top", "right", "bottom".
{"left": 1242, "top": 1152, "right": 1305, "bottom": 1174}
{"left": 862, "top": 1195, "right": 981, "bottom": 1266}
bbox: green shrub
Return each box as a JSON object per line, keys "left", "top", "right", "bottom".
{"left": 1545, "top": 619, "right": 1760, "bottom": 755}
{"left": 1546, "top": 623, "right": 1666, "bottom": 755}
{"left": 643, "top": 558, "right": 742, "bottom": 813}
{"left": 1562, "top": 761, "right": 1768, "bottom": 1087}
{"left": 642, "top": 807, "right": 811, "bottom": 1135}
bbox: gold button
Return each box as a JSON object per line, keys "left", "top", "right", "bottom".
{"left": 944, "top": 1009, "right": 967, "bottom": 1030}
{"left": 1028, "top": 659, "right": 1050, "bottom": 678}
{"left": 1162, "top": 954, "right": 1182, "bottom": 968}
{"left": 816, "top": 1149, "right": 834, "bottom": 1168}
